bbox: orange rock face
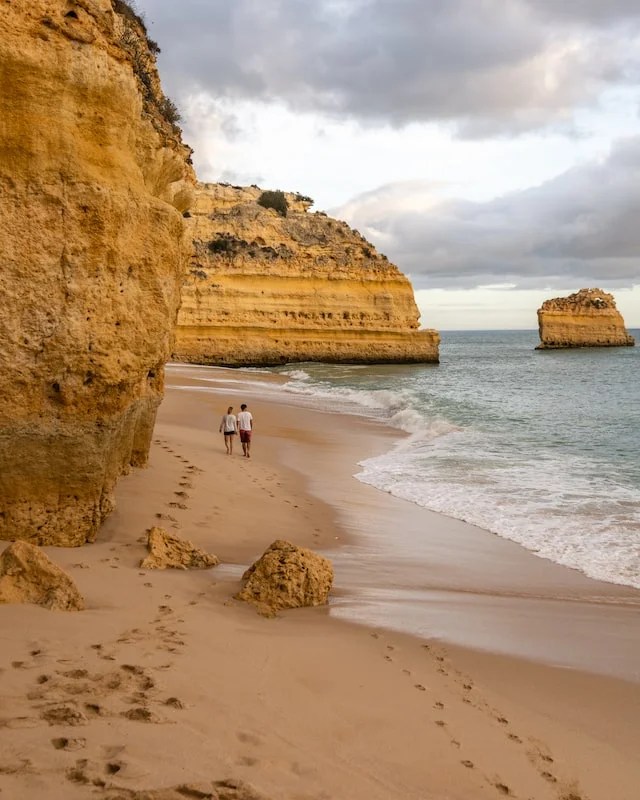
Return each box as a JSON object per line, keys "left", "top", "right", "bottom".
{"left": 0, "top": 541, "right": 84, "bottom": 611}
{"left": 174, "top": 183, "right": 440, "bottom": 366}
{"left": 0, "top": 1, "right": 194, "bottom": 545}
{"left": 536, "top": 289, "right": 635, "bottom": 349}
{"left": 237, "top": 539, "right": 334, "bottom": 617}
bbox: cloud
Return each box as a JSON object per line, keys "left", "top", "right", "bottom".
{"left": 333, "top": 136, "right": 640, "bottom": 289}
{"left": 137, "top": 0, "right": 640, "bottom": 135}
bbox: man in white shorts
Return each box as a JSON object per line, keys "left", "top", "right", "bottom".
{"left": 237, "top": 403, "right": 253, "bottom": 458}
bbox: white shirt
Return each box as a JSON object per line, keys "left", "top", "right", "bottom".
{"left": 221, "top": 413, "right": 237, "bottom": 432}
{"left": 237, "top": 410, "right": 253, "bottom": 431}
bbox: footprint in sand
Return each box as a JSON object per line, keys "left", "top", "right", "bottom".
{"left": 174, "top": 491, "right": 189, "bottom": 499}
{"left": 237, "top": 731, "right": 263, "bottom": 746}
{"left": 168, "top": 502, "right": 188, "bottom": 510}
{"left": 461, "top": 760, "right": 474, "bottom": 769}
{"left": 414, "top": 684, "right": 426, "bottom": 691}
{"left": 51, "top": 737, "right": 86, "bottom": 751}
{"left": 434, "top": 701, "right": 445, "bottom": 709}
{"left": 237, "top": 756, "right": 259, "bottom": 767}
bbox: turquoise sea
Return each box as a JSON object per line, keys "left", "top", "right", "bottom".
{"left": 274, "top": 330, "right": 640, "bottom": 590}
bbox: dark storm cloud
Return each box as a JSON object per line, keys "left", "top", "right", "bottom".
{"left": 136, "top": 0, "right": 639, "bottom": 134}
{"left": 335, "top": 137, "right": 640, "bottom": 290}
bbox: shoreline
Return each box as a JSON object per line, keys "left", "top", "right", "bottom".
{"left": 1, "top": 363, "right": 639, "bottom": 799}
{"left": 172, "top": 364, "right": 640, "bottom": 680}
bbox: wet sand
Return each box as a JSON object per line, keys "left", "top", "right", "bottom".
{"left": 0, "top": 364, "right": 638, "bottom": 800}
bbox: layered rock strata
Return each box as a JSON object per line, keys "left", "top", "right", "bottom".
{"left": 536, "top": 289, "right": 635, "bottom": 349}
{"left": 174, "top": 184, "right": 440, "bottom": 366}
{"left": 0, "top": 1, "right": 194, "bottom": 545}
{"left": 237, "top": 539, "right": 334, "bottom": 617}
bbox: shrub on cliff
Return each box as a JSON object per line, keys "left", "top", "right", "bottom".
{"left": 257, "top": 190, "right": 288, "bottom": 217}
{"left": 159, "top": 97, "right": 182, "bottom": 126}
{"left": 112, "top": 0, "right": 147, "bottom": 33}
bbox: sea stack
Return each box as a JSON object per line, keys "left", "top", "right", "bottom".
{"left": 536, "top": 289, "right": 635, "bottom": 350}
{"left": 0, "top": 1, "right": 194, "bottom": 546}
{"left": 173, "top": 183, "right": 440, "bottom": 366}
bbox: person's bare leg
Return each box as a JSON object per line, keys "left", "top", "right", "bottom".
{"left": 229, "top": 435, "right": 234, "bottom": 455}
{"left": 224, "top": 435, "right": 230, "bottom": 455}
{"left": 246, "top": 438, "right": 251, "bottom": 458}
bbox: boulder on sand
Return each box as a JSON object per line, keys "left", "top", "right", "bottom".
{"left": 0, "top": 541, "right": 84, "bottom": 611}
{"left": 236, "top": 539, "right": 333, "bottom": 616}
{"left": 140, "top": 527, "right": 219, "bottom": 570}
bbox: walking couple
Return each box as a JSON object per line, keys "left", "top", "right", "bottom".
{"left": 219, "top": 404, "right": 253, "bottom": 457}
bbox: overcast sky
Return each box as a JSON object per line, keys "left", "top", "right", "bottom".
{"left": 136, "top": 0, "right": 640, "bottom": 328}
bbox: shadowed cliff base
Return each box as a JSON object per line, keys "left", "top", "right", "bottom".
{"left": 0, "top": 1, "right": 194, "bottom": 545}
{"left": 536, "top": 288, "right": 635, "bottom": 350}
{"left": 173, "top": 183, "right": 439, "bottom": 366}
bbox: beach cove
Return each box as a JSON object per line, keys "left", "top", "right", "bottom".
{"left": 1, "top": 364, "right": 639, "bottom": 800}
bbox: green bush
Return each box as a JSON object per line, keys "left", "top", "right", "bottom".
{"left": 159, "top": 97, "right": 181, "bottom": 126}
{"left": 257, "top": 190, "right": 288, "bottom": 217}
{"left": 207, "top": 235, "right": 248, "bottom": 254}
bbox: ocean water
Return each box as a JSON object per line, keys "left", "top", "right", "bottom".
{"left": 274, "top": 330, "right": 640, "bottom": 590}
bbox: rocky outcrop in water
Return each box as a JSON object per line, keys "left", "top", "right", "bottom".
{"left": 140, "top": 527, "right": 219, "bottom": 570}
{"left": 536, "top": 289, "right": 635, "bottom": 349}
{"left": 174, "top": 184, "right": 440, "bottom": 366}
{"left": 0, "top": 1, "right": 194, "bottom": 546}
{"left": 237, "top": 539, "right": 334, "bottom": 617}
{"left": 0, "top": 541, "right": 85, "bottom": 611}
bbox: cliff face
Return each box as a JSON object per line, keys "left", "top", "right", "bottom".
{"left": 536, "top": 289, "right": 635, "bottom": 350}
{"left": 174, "top": 184, "right": 439, "bottom": 366}
{"left": 0, "top": 1, "right": 194, "bottom": 546}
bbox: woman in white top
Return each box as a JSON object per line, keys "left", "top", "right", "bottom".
{"left": 219, "top": 406, "right": 237, "bottom": 455}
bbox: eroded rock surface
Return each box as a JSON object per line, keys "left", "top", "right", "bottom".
{"left": 0, "top": 1, "right": 194, "bottom": 546}
{"left": 174, "top": 183, "right": 440, "bottom": 366}
{"left": 237, "top": 539, "right": 333, "bottom": 616}
{"left": 140, "top": 527, "right": 219, "bottom": 570}
{"left": 536, "top": 288, "right": 635, "bottom": 349}
{"left": 0, "top": 541, "right": 84, "bottom": 611}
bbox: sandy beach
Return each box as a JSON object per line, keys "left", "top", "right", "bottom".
{"left": 1, "top": 365, "right": 639, "bottom": 800}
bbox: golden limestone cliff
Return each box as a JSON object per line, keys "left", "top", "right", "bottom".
{"left": 536, "top": 288, "right": 635, "bottom": 350}
{"left": 174, "top": 184, "right": 440, "bottom": 366}
{"left": 0, "top": 1, "right": 194, "bottom": 546}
